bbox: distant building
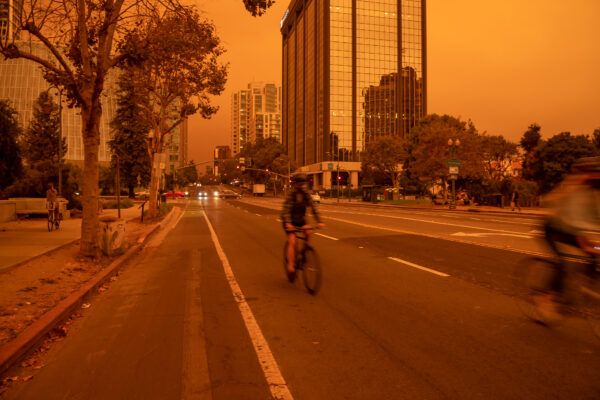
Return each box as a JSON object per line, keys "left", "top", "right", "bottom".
{"left": 281, "top": 0, "right": 427, "bottom": 189}
{"left": 213, "top": 145, "right": 231, "bottom": 176}
{"left": 231, "top": 82, "right": 282, "bottom": 155}
{"left": 0, "top": 41, "right": 117, "bottom": 165}
{"left": 164, "top": 118, "right": 189, "bottom": 175}
{"left": 0, "top": 0, "right": 21, "bottom": 41}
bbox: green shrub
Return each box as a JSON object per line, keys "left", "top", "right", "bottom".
{"left": 101, "top": 198, "right": 134, "bottom": 209}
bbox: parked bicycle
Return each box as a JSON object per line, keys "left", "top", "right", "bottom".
{"left": 283, "top": 227, "right": 322, "bottom": 295}
{"left": 47, "top": 201, "right": 62, "bottom": 232}
{"left": 513, "top": 250, "right": 600, "bottom": 338}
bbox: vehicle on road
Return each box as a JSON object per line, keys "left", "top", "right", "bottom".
{"left": 283, "top": 227, "right": 322, "bottom": 295}
{"left": 198, "top": 190, "right": 208, "bottom": 198}
{"left": 219, "top": 190, "right": 241, "bottom": 199}
{"left": 165, "top": 191, "right": 185, "bottom": 198}
{"left": 311, "top": 192, "right": 321, "bottom": 203}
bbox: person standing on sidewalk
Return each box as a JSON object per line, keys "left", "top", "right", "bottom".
{"left": 511, "top": 188, "right": 521, "bottom": 212}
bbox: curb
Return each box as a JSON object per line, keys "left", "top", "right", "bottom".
{"left": 0, "top": 209, "right": 174, "bottom": 377}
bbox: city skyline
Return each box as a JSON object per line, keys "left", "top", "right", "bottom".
{"left": 189, "top": 0, "right": 600, "bottom": 166}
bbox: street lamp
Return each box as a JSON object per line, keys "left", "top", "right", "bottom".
{"left": 447, "top": 138, "right": 461, "bottom": 210}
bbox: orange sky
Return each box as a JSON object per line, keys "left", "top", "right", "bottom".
{"left": 188, "top": 0, "right": 600, "bottom": 167}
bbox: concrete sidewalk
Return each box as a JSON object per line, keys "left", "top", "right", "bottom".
{"left": 0, "top": 206, "right": 144, "bottom": 272}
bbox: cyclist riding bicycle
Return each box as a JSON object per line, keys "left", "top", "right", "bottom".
{"left": 540, "top": 156, "right": 600, "bottom": 314}
{"left": 46, "top": 182, "right": 59, "bottom": 221}
{"left": 282, "top": 174, "right": 324, "bottom": 281}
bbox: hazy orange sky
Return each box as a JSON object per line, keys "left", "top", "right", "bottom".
{"left": 189, "top": 0, "right": 600, "bottom": 166}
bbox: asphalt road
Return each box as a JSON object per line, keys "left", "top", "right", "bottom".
{"left": 5, "top": 197, "right": 600, "bottom": 399}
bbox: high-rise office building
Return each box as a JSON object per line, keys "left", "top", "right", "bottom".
{"left": 231, "top": 82, "right": 282, "bottom": 155}
{"left": 0, "top": 41, "right": 117, "bottom": 165}
{"left": 165, "top": 118, "right": 189, "bottom": 175}
{"left": 0, "top": 0, "right": 22, "bottom": 41}
{"left": 281, "top": 0, "right": 426, "bottom": 189}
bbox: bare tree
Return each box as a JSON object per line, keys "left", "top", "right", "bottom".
{"left": 119, "top": 9, "right": 227, "bottom": 216}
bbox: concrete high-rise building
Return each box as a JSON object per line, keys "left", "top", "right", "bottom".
{"left": 0, "top": 0, "right": 22, "bottom": 41}
{"left": 165, "top": 118, "right": 189, "bottom": 175}
{"left": 281, "top": 0, "right": 426, "bottom": 189}
{"left": 0, "top": 41, "right": 117, "bottom": 165}
{"left": 231, "top": 82, "right": 282, "bottom": 155}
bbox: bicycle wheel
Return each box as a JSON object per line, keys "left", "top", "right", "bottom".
{"left": 301, "top": 246, "right": 321, "bottom": 295}
{"left": 513, "top": 256, "right": 565, "bottom": 325}
{"left": 47, "top": 212, "right": 54, "bottom": 232}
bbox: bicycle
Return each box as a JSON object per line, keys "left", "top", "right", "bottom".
{"left": 47, "top": 201, "right": 61, "bottom": 232}
{"left": 513, "top": 251, "right": 600, "bottom": 338}
{"left": 283, "top": 227, "right": 322, "bottom": 295}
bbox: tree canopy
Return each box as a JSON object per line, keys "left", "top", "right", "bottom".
{"left": 361, "top": 136, "right": 406, "bottom": 187}
{"left": 119, "top": 8, "right": 227, "bottom": 216}
{"left": 109, "top": 72, "right": 152, "bottom": 198}
{"left": 407, "top": 114, "right": 484, "bottom": 185}
{"left": 0, "top": 100, "right": 22, "bottom": 191}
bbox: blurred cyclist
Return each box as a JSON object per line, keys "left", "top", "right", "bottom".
{"left": 282, "top": 174, "right": 324, "bottom": 281}
{"left": 46, "top": 182, "right": 59, "bottom": 220}
{"left": 540, "top": 157, "right": 600, "bottom": 314}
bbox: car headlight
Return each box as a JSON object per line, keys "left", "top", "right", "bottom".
{"left": 213, "top": 191, "right": 219, "bottom": 196}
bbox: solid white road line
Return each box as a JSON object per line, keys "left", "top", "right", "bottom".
{"left": 388, "top": 257, "right": 450, "bottom": 277}
{"left": 256, "top": 213, "right": 262, "bottom": 217}
{"left": 202, "top": 210, "right": 293, "bottom": 400}
{"left": 314, "top": 233, "right": 339, "bottom": 241}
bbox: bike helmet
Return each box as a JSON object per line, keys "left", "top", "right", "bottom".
{"left": 291, "top": 173, "right": 308, "bottom": 183}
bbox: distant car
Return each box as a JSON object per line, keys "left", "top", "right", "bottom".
{"left": 198, "top": 191, "right": 208, "bottom": 198}
{"left": 311, "top": 192, "right": 321, "bottom": 203}
{"left": 219, "top": 190, "right": 242, "bottom": 199}
{"left": 165, "top": 191, "right": 185, "bottom": 198}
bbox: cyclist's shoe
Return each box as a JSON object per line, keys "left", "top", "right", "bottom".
{"left": 287, "top": 268, "right": 296, "bottom": 283}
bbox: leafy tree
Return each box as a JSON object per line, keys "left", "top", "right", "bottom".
{"left": 218, "top": 159, "right": 242, "bottom": 183}
{"left": 592, "top": 128, "right": 600, "bottom": 150}
{"left": 178, "top": 161, "right": 199, "bottom": 187}
{"left": 361, "top": 136, "right": 407, "bottom": 188}
{"left": 0, "top": 100, "right": 22, "bottom": 191}
{"left": 109, "top": 73, "right": 152, "bottom": 198}
{"left": 243, "top": 0, "right": 275, "bottom": 15}
{"left": 0, "top": 0, "right": 201, "bottom": 256}
{"left": 520, "top": 123, "right": 543, "bottom": 180}
{"left": 119, "top": 9, "right": 227, "bottom": 217}
{"left": 21, "top": 91, "right": 66, "bottom": 173}
{"left": 240, "top": 137, "right": 288, "bottom": 183}
{"left": 479, "top": 135, "right": 518, "bottom": 181}
{"left": 531, "top": 132, "right": 598, "bottom": 193}
{"left": 408, "top": 114, "right": 484, "bottom": 197}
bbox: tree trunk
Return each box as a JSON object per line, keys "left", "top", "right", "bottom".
{"left": 80, "top": 105, "right": 102, "bottom": 257}
{"left": 148, "top": 152, "right": 160, "bottom": 218}
{"left": 128, "top": 184, "right": 135, "bottom": 199}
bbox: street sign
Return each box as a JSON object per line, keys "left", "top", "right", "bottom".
{"left": 447, "top": 159, "right": 461, "bottom": 167}
{"left": 239, "top": 157, "right": 245, "bottom": 165}
{"left": 449, "top": 166, "right": 459, "bottom": 174}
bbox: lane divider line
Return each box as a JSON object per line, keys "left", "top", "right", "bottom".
{"left": 315, "top": 233, "right": 339, "bottom": 241}
{"left": 256, "top": 213, "right": 262, "bottom": 217}
{"left": 202, "top": 209, "right": 293, "bottom": 400}
{"left": 388, "top": 257, "right": 450, "bottom": 277}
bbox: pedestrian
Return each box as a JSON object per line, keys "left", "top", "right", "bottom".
{"left": 511, "top": 188, "right": 521, "bottom": 212}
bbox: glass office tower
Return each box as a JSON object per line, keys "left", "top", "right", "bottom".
{"left": 281, "top": 0, "right": 426, "bottom": 177}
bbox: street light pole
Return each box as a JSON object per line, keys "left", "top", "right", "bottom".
{"left": 447, "top": 138, "right": 461, "bottom": 210}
